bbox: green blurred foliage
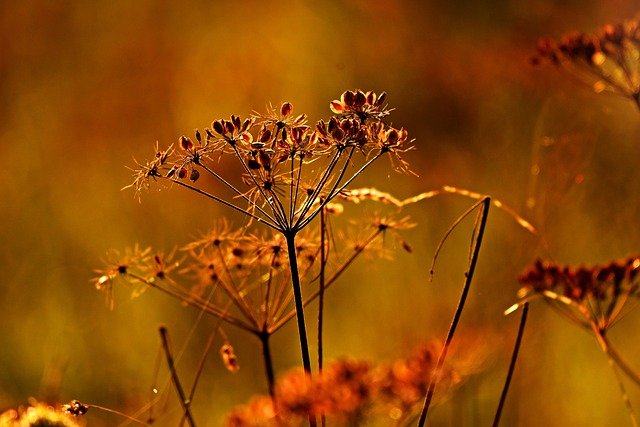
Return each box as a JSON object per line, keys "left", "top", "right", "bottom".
{"left": 1, "top": 0, "right": 640, "bottom": 425}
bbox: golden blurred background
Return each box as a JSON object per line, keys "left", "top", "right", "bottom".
{"left": 1, "top": 0, "right": 640, "bottom": 425}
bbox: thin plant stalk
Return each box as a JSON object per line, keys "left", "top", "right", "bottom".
{"left": 605, "top": 352, "right": 639, "bottom": 427}
{"left": 81, "top": 403, "right": 149, "bottom": 426}
{"left": 179, "top": 329, "right": 218, "bottom": 427}
{"left": 318, "top": 206, "right": 327, "bottom": 427}
{"left": 318, "top": 205, "right": 327, "bottom": 374}
{"left": 284, "top": 231, "right": 318, "bottom": 427}
{"left": 158, "top": 326, "right": 196, "bottom": 427}
{"left": 592, "top": 325, "right": 640, "bottom": 387}
{"left": 493, "top": 302, "right": 529, "bottom": 427}
{"left": 417, "top": 197, "right": 490, "bottom": 427}
{"left": 259, "top": 331, "right": 277, "bottom": 399}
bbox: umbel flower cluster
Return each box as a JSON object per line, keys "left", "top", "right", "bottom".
{"left": 517, "top": 255, "right": 640, "bottom": 330}
{"left": 127, "top": 89, "right": 413, "bottom": 234}
{"left": 226, "top": 343, "right": 465, "bottom": 427}
{"left": 532, "top": 17, "right": 640, "bottom": 109}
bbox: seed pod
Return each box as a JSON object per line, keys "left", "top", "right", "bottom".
{"left": 180, "top": 135, "right": 193, "bottom": 151}
{"left": 280, "top": 102, "right": 293, "bottom": 117}
{"left": 375, "top": 91, "right": 387, "bottom": 107}
{"left": 190, "top": 169, "right": 200, "bottom": 182}
{"left": 177, "top": 167, "right": 188, "bottom": 179}
{"left": 212, "top": 120, "right": 225, "bottom": 135}
{"left": 366, "top": 91, "right": 376, "bottom": 105}
{"left": 231, "top": 115, "right": 241, "bottom": 130}
{"left": 354, "top": 90, "right": 366, "bottom": 108}
{"left": 342, "top": 90, "right": 355, "bottom": 107}
{"left": 194, "top": 129, "right": 202, "bottom": 142}
{"left": 259, "top": 127, "right": 272, "bottom": 143}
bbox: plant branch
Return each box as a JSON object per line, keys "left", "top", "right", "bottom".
{"left": 417, "top": 197, "right": 490, "bottom": 427}
{"left": 158, "top": 326, "right": 196, "bottom": 427}
{"left": 493, "top": 302, "right": 529, "bottom": 427}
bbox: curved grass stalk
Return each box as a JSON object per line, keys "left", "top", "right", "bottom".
{"left": 416, "top": 197, "right": 490, "bottom": 427}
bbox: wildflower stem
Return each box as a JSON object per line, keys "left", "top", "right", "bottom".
{"left": 592, "top": 325, "right": 640, "bottom": 387}
{"left": 493, "top": 302, "right": 529, "bottom": 427}
{"left": 158, "top": 326, "right": 197, "bottom": 427}
{"left": 298, "top": 149, "right": 383, "bottom": 230}
{"left": 259, "top": 331, "right": 276, "bottom": 399}
{"left": 417, "top": 197, "right": 490, "bottom": 427}
{"left": 318, "top": 205, "right": 327, "bottom": 374}
{"left": 83, "top": 403, "right": 149, "bottom": 426}
{"left": 271, "top": 228, "right": 382, "bottom": 333}
{"left": 231, "top": 145, "right": 288, "bottom": 228}
{"left": 179, "top": 329, "right": 219, "bottom": 427}
{"left": 169, "top": 179, "right": 280, "bottom": 231}
{"left": 604, "top": 346, "right": 639, "bottom": 427}
{"left": 294, "top": 150, "right": 343, "bottom": 225}
{"left": 284, "top": 230, "right": 317, "bottom": 427}
{"left": 198, "top": 163, "right": 277, "bottom": 224}
{"left": 125, "top": 273, "right": 256, "bottom": 333}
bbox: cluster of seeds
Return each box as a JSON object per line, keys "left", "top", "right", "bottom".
{"left": 532, "top": 18, "right": 640, "bottom": 109}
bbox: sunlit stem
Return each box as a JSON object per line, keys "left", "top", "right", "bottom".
{"left": 198, "top": 163, "right": 277, "bottom": 224}
{"left": 169, "top": 178, "right": 280, "bottom": 231}
{"left": 259, "top": 330, "right": 276, "bottom": 399}
{"left": 231, "top": 145, "right": 288, "bottom": 229}
{"left": 291, "top": 156, "right": 304, "bottom": 225}
{"left": 294, "top": 150, "right": 343, "bottom": 226}
{"left": 216, "top": 246, "right": 260, "bottom": 328}
{"left": 318, "top": 206, "right": 328, "bottom": 427}
{"left": 493, "top": 302, "right": 529, "bottom": 427}
{"left": 179, "top": 329, "right": 219, "bottom": 427}
{"left": 417, "top": 197, "right": 490, "bottom": 427}
{"left": 605, "top": 349, "right": 639, "bottom": 427}
{"left": 82, "top": 403, "right": 148, "bottom": 426}
{"left": 271, "top": 227, "right": 382, "bottom": 333}
{"left": 298, "top": 149, "right": 382, "bottom": 230}
{"left": 318, "top": 205, "right": 327, "bottom": 372}
{"left": 159, "top": 326, "right": 196, "bottom": 427}
{"left": 284, "top": 230, "right": 317, "bottom": 427}
{"left": 125, "top": 273, "right": 256, "bottom": 333}
{"left": 592, "top": 324, "right": 640, "bottom": 387}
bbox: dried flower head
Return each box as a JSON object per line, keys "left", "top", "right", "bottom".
{"left": 225, "top": 341, "right": 472, "bottom": 426}
{"left": 516, "top": 255, "right": 640, "bottom": 330}
{"left": 533, "top": 17, "right": 640, "bottom": 109}
{"left": 124, "top": 90, "right": 414, "bottom": 233}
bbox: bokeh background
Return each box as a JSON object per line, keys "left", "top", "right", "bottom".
{"left": 2, "top": 0, "right": 640, "bottom": 425}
